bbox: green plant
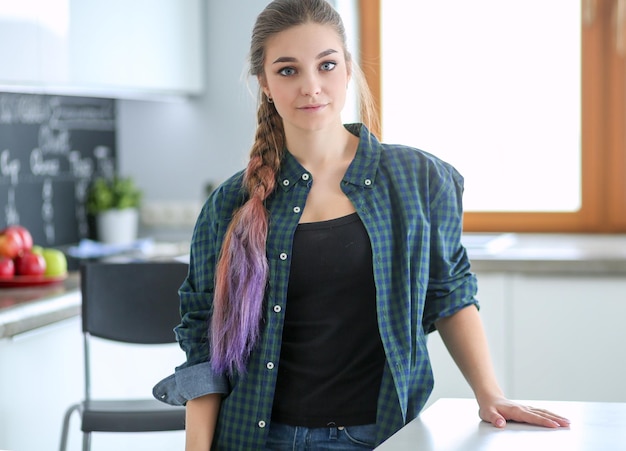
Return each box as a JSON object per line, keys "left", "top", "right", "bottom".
{"left": 86, "top": 176, "right": 142, "bottom": 214}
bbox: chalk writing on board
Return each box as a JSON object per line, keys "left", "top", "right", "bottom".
{"left": 0, "top": 92, "right": 116, "bottom": 246}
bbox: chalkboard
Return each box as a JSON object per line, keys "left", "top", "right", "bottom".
{"left": 0, "top": 93, "right": 116, "bottom": 246}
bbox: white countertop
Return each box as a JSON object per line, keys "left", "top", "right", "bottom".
{"left": 376, "top": 398, "right": 626, "bottom": 451}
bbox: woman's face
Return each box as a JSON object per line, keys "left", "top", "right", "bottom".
{"left": 260, "top": 23, "right": 351, "bottom": 134}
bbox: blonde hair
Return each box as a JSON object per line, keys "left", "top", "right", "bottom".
{"left": 211, "top": 0, "right": 377, "bottom": 375}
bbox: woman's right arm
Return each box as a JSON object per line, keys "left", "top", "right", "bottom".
{"left": 177, "top": 182, "right": 242, "bottom": 449}
{"left": 180, "top": 194, "right": 225, "bottom": 451}
{"left": 185, "top": 393, "right": 222, "bottom": 451}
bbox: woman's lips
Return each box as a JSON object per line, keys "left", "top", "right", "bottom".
{"left": 298, "top": 103, "right": 326, "bottom": 111}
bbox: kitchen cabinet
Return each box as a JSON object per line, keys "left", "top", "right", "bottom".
{"left": 0, "top": 0, "right": 203, "bottom": 98}
{"left": 507, "top": 274, "right": 626, "bottom": 402}
{"left": 0, "top": 314, "right": 185, "bottom": 450}
{"left": 0, "top": 0, "right": 41, "bottom": 84}
{"left": 427, "top": 271, "right": 626, "bottom": 407}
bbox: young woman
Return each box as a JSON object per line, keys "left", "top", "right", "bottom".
{"left": 154, "top": 1, "right": 570, "bottom": 449}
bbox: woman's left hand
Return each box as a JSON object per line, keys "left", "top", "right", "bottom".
{"left": 478, "top": 396, "right": 571, "bottom": 428}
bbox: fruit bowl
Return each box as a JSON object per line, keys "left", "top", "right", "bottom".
{"left": 0, "top": 273, "right": 68, "bottom": 288}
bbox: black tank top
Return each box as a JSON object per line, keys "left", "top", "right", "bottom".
{"left": 271, "top": 212, "right": 386, "bottom": 427}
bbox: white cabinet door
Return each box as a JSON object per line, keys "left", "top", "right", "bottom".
{"left": 426, "top": 273, "right": 509, "bottom": 407}
{"left": 0, "top": 317, "right": 84, "bottom": 451}
{"left": 66, "top": 0, "right": 203, "bottom": 95}
{"left": 0, "top": 0, "right": 46, "bottom": 84}
{"left": 0, "top": 315, "right": 186, "bottom": 451}
{"left": 0, "top": 0, "right": 203, "bottom": 96}
{"left": 508, "top": 275, "right": 626, "bottom": 402}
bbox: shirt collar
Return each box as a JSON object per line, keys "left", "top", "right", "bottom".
{"left": 278, "top": 123, "right": 381, "bottom": 192}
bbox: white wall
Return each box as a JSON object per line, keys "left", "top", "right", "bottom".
{"left": 116, "top": 0, "right": 262, "bottom": 205}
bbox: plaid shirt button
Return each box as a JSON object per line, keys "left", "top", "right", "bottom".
{"left": 258, "top": 420, "right": 266, "bottom": 428}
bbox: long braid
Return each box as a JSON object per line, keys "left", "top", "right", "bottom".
{"left": 211, "top": 97, "right": 284, "bottom": 375}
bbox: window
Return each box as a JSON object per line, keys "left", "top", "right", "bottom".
{"left": 359, "top": 0, "right": 626, "bottom": 232}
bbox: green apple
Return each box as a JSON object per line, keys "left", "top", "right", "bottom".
{"left": 41, "top": 248, "right": 67, "bottom": 277}
{"left": 31, "top": 245, "right": 44, "bottom": 255}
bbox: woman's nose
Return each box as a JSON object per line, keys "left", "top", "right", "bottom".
{"left": 300, "top": 73, "right": 321, "bottom": 97}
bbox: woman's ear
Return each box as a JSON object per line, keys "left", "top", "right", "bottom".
{"left": 258, "top": 75, "right": 270, "bottom": 98}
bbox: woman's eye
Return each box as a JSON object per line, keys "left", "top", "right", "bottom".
{"left": 320, "top": 61, "right": 337, "bottom": 71}
{"left": 278, "top": 67, "right": 296, "bottom": 76}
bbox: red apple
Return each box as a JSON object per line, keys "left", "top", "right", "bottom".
{"left": 14, "top": 251, "right": 46, "bottom": 276}
{"left": 0, "top": 257, "right": 14, "bottom": 279}
{"left": 2, "top": 225, "right": 33, "bottom": 253}
{"left": 0, "top": 229, "right": 24, "bottom": 259}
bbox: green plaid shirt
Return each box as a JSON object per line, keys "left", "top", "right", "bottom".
{"left": 153, "top": 123, "right": 478, "bottom": 449}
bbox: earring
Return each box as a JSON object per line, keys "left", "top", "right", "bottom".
{"left": 267, "top": 96, "right": 274, "bottom": 103}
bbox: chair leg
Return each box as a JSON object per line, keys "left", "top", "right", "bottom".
{"left": 59, "top": 403, "right": 81, "bottom": 451}
{"left": 82, "top": 431, "right": 91, "bottom": 451}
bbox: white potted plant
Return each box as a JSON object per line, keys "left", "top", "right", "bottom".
{"left": 86, "top": 176, "right": 142, "bottom": 245}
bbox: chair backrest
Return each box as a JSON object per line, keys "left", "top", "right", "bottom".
{"left": 80, "top": 261, "right": 188, "bottom": 344}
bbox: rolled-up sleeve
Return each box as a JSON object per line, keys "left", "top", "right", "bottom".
{"left": 153, "top": 362, "right": 229, "bottom": 406}
{"left": 422, "top": 162, "right": 478, "bottom": 334}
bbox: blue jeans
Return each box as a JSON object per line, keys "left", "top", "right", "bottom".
{"left": 264, "top": 422, "right": 377, "bottom": 450}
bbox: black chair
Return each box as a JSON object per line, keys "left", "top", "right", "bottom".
{"left": 59, "top": 261, "right": 188, "bottom": 451}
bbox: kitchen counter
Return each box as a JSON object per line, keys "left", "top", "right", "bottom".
{"left": 464, "top": 233, "right": 626, "bottom": 274}
{"left": 375, "top": 398, "right": 626, "bottom": 450}
{"left": 0, "top": 239, "right": 190, "bottom": 339}
{"left": 1, "top": 233, "right": 626, "bottom": 339}
{"left": 0, "top": 272, "right": 80, "bottom": 339}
